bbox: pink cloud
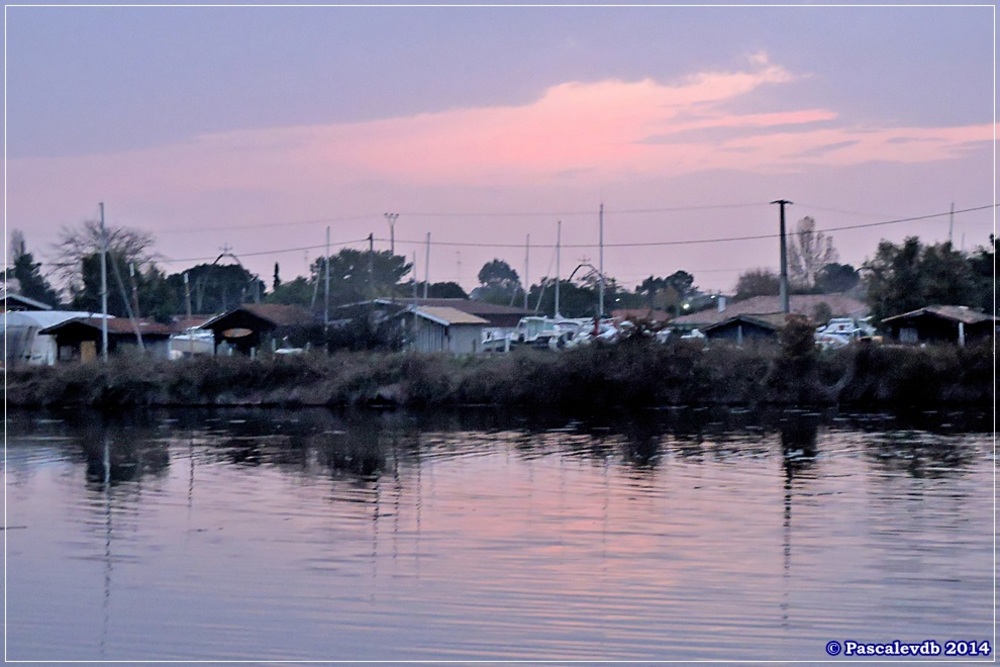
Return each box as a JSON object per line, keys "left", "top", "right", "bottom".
{"left": 7, "top": 53, "right": 993, "bottom": 294}
{"left": 11, "top": 54, "right": 990, "bottom": 206}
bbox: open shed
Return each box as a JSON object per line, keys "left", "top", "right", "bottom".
{"left": 701, "top": 314, "right": 786, "bottom": 344}
{"left": 199, "top": 304, "right": 318, "bottom": 356}
{"left": 880, "top": 305, "right": 998, "bottom": 346}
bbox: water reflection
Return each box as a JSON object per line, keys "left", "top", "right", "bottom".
{"left": 5, "top": 406, "right": 992, "bottom": 662}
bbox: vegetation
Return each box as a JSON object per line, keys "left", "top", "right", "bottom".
{"left": 862, "top": 236, "right": 995, "bottom": 322}
{"left": 7, "top": 230, "right": 61, "bottom": 307}
{"left": 6, "top": 218, "right": 992, "bottom": 333}
{"left": 787, "top": 216, "right": 838, "bottom": 289}
{"left": 9, "top": 338, "right": 992, "bottom": 411}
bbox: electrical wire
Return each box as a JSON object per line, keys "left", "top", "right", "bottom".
{"left": 156, "top": 204, "right": 997, "bottom": 264}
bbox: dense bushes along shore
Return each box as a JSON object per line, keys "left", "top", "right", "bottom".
{"left": 8, "top": 330, "right": 993, "bottom": 411}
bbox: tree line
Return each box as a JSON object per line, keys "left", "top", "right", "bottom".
{"left": 6, "top": 216, "right": 996, "bottom": 325}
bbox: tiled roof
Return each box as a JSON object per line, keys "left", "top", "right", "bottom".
{"left": 40, "top": 316, "right": 173, "bottom": 336}
{"left": 881, "top": 305, "right": 998, "bottom": 325}
{"left": 412, "top": 306, "right": 489, "bottom": 326}
{"left": 201, "top": 303, "right": 316, "bottom": 329}
{"left": 376, "top": 297, "right": 532, "bottom": 317}
{"left": 672, "top": 293, "right": 868, "bottom": 327}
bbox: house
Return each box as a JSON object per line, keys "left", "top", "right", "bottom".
{"left": 199, "top": 303, "right": 318, "bottom": 356}
{"left": 670, "top": 293, "right": 868, "bottom": 333}
{"left": 375, "top": 297, "right": 532, "bottom": 329}
{"left": 3, "top": 310, "right": 101, "bottom": 365}
{"left": 880, "top": 305, "right": 998, "bottom": 346}
{"left": 701, "top": 313, "right": 788, "bottom": 344}
{"left": 2, "top": 292, "right": 54, "bottom": 312}
{"left": 373, "top": 298, "right": 534, "bottom": 347}
{"left": 39, "top": 317, "right": 173, "bottom": 362}
{"left": 408, "top": 306, "right": 488, "bottom": 355}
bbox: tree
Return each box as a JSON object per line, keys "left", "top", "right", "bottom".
{"left": 634, "top": 270, "right": 695, "bottom": 314}
{"left": 8, "top": 229, "right": 60, "bottom": 306}
{"left": 814, "top": 262, "right": 860, "bottom": 293}
{"left": 475, "top": 259, "right": 521, "bottom": 305}
{"left": 70, "top": 250, "right": 179, "bottom": 321}
{"left": 410, "top": 281, "right": 469, "bottom": 299}
{"left": 734, "top": 268, "right": 780, "bottom": 301}
{"left": 862, "top": 236, "right": 978, "bottom": 324}
{"left": 52, "top": 219, "right": 157, "bottom": 293}
{"left": 167, "top": 262, "right": 264, "bottom": 314}
{"left": 967, "top": 235, "right": 997, "bottom": 315}
{"left": 665, "top": 270, "right": 695, "bottom": 300}
{"left": 528, "top": 278, "right": 599, "bottom": 318}
{"left": 788, "top": 217, "right": 838, "bottom": 288}
{"left": 478, "top": 259, "right": 520, "bottom": 290}
{"left": 266, "top": 276, "right": 315, "bottom": 306}
{"left": 314, "top": 248, "right": 411, "bottom": 305}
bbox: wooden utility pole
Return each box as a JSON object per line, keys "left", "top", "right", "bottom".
{"left": 324, "top": 226, "right": 331, "bottom": 329}
{"left": 770, "top": 199, "right": 792, "bottom": 314}
{"left": 598, "top": 203, "right": 605, "bottom": 318}
{"left": 423, "top": 233, "right": 430, "bottom": 299}
{"left": 99, "top": 202, "right": 109, "bottom": 362}
{"left": 524, "top": 234, "right": 530, "bottom": 311}
{"left": 184, "top": 272, "right": 195, "bottom": 356}
{"left": 368, "top": 233, "right": 375, "bottom": 299}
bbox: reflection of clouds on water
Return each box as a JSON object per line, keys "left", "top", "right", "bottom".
{"left": 5, "top": 405, "right": 994, "bottom": 662}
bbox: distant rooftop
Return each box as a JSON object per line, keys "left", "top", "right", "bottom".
{"left": 672, "top": 293, "right": 868, "bottom": 327}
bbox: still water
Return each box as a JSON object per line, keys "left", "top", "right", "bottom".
{"left": 5, "top": 407, "right": 994, "bottom": 662}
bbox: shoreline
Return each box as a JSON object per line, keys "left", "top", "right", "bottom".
{"left": 7, "top": 338, "right": 994, "bottom": 411}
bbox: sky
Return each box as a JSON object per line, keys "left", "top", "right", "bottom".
{"left": 4, "top": 3, "right": 995, "bottom": 295}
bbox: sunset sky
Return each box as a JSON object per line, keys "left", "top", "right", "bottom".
{"left": 5, "top": 4, "right": 995, "bottom": 294}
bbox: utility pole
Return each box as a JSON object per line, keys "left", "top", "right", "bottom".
{"left": 368, "top": 233, "right": 375, "bottom": 299}
{"left": 412, "top": 252, "right": 418, "bottom": 302}
{"left": 524, "top": 234, "right": 530, "bottom": 311}
{"left": 324, "top": 226, "right": 331, "bottom": 329}
{"left": 423, "top": 233, "right": 430, "bottom": 299}
{"left": 948, "top": 202, "right": 955, "bottom": 246}
{"left": 99, "top": 202, "right": 109, "bottom": 362}
{"left": 384, "top": 212, "right": 399, "bottom": 255}
{"left": 184, "top": 272, "right": 195, "bottom": 356}
{"left": 598, "top": 203, "right": 605, "bottom": 318}
{"left": 770, "top": 199, "right": 792, "bottom": 314}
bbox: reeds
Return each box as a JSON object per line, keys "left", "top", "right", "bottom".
{"left": 7, "top": 338, "right": 994, "bottom": 410}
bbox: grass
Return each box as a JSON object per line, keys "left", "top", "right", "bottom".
{"left": 7, "top": 338, "right": 994, "bottom": 410}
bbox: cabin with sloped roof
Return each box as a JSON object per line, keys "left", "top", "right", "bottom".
{"left": 199, "top": 304, "right": 318, "bottom": 356}
{"left": 408, "top": 306, "right": 488, "bottom": 355}
{"left": 880, "top": 305, "right": 998, "bottom": 346}
{"left": 39, "top": 317, "right": 173, "bottom": 362}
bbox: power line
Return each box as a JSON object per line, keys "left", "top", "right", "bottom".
{"left": 157, "top": 204, "right": 997, "bottom": 264}
{"left": 158, "top": 214, "right": 376, "bottom": 235}
{"left": 159, "top": 237, "right": 370, "bottom": 265}
{"left": 154, "top": 202, "right": 767, "bottom": 234}
{"left": 389, "top": 204, "right": 998, "bottom": 249}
